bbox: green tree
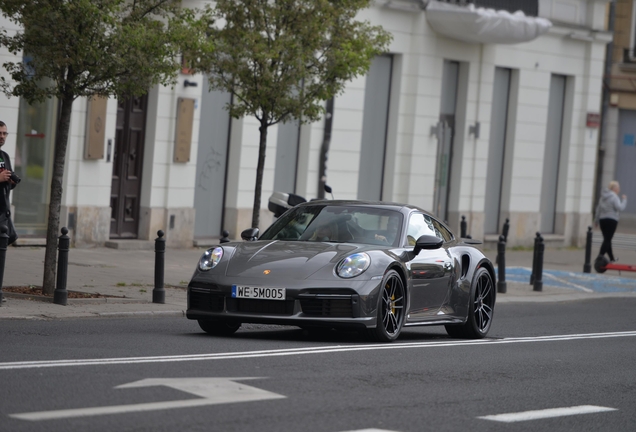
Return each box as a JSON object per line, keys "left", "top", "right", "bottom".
{"left": 192, "top": 0, "right": 392, "bottom": 229}
{"left": 0, "top": 0, "right": 209, "bottom": 295}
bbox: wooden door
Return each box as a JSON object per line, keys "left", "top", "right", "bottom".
{"left": 110, "top": 95, "right": 147, "bottom": 238}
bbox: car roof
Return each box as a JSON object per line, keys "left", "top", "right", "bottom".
{"left": 296, "top": 200, "right": 427, "bottom": 215}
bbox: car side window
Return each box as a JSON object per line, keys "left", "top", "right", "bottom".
{"left": 406, "top": 213, "right": 437, "bottom": 246}
{"left": 431, "top": 217, "right": 453, "bottom": 242}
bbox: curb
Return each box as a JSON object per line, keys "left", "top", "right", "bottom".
{"left": 1, "top": 292, "right": 146, "bottom": 304}
{"left": 97, "top": 310, "right": 185, "bottom": 318}
{"left": 0, "top": 310, "right": 185, "bottom": 320}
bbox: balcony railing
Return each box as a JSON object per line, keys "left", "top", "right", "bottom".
{"left": 435, "top": 0, "right": 539, "bottom": 17}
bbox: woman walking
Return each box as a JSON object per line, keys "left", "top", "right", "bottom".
{"left": 595, "top": 180, "right": 627, "bottom": 262}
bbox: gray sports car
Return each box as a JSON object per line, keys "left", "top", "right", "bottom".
{"left": 186, "top": 201, "right": 496, "bottom": 342}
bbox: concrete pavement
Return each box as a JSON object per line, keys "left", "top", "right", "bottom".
{"left": 1, "top": 240, "right": 635, "bottom": 320}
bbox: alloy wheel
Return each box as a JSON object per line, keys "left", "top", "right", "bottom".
{"left": 473, "top": 270, "right": 494, "bottom": 333}
{"left": 380, "top": 272, "right": 405, "bottom": 337}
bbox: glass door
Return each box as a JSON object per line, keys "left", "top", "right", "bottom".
{"left": 13, "top": 96, "right": 57, "bottom": 236}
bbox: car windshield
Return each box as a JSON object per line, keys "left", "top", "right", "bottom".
{"left": 259, "top": 205, "right": 404, "bottom": 247}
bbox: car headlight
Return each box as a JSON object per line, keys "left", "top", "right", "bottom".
{"left": 336, "top": 253, "right": 371, "bottom": 278}
{"left": 199, "top": 247, "right": 223, "bottom": 271}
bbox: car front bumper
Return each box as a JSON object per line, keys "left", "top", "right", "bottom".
{"left": 186, "top": 276, "right": 383, "bottom": 329}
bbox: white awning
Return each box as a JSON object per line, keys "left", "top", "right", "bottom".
{"left": 425, "top": 2, "right": 552, "bottom": 45}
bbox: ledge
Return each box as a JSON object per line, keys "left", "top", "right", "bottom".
{"left": 104, "top": 240, "right": 155, "bottom": 250}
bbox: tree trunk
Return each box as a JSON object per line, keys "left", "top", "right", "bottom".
{"left": 251, "top": 114, "right": 269, "bottom": 229}
{"left": 42, "top": 95, "right": 74, "bottom": 295}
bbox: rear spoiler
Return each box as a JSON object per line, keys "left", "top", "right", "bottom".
{"left": 461, "top": 238, "right": 482, "bottom": 245}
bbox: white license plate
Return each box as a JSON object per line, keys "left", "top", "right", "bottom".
{"left": 231, "top": 285, "right": 286, "bottom": 301}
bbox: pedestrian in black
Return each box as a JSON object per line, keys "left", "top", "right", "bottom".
{"left": 595, "top": 180, "right": 627, "bottom": 262}
{"left": 0, "top": 120, "right": 19, "bottom": 244}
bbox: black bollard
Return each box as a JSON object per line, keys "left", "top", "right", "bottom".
{"left": 502, "top": 218, "right": 510, "bottom": 243}
{"left": 497, "top": 235, "right": 507, "bottom": 294}
{"left": 220, "top": 229, "right": 230, "bottom": 243}
{"left": 53, "top": 227, "right": 70, "bottom": 305}
{"left": 533, "top": 235, "right": 545, "bottom": 292}
{"left": 153, "top": 230, "right": 165, "bottom": 304}
{"left": 530, "top": 232, "right": 541, "bottom": 285}
{"left": 460, "top": 216, "right": 467, "bottom": 238}
{"left": 583, "top": 226, "right": 592, "bottom": 273}
{"left": 0, "top": 225, "right": 7, "bottom": 306}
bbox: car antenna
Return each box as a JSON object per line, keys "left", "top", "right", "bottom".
{"left": 324, "top": 184, "right": 334, "bottom": 200}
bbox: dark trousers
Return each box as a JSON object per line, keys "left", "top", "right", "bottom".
{"left": 599, "top": 218, "right": 619, "bottom": 261}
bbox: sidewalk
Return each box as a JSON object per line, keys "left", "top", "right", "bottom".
{"left": 1, "top": 243, "right": 635, "bottom": 320}
{"left": 0, "top": 246, "right": 203, "bottom": 320}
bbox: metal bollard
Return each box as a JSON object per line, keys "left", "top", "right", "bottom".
{"left": 529, "top": 232, "right": 541, "bottom": 285}
{"left": 0, "top": 225, "right": 7, "bottom": 306}
{"left": 583, "top": 226, "right": 592, "bottom": 273}
{"left": 153, "top": 230, "right": 165, "bottom": 304}
{"left": 460, "top": 215, "right": 467, "bottom": 238}
{"left": 497, "top": 235, "right": 507, "bottom": 294}
{"left": 502, "top": 218, "right": 510, "bottom": 243}
{"left": 53, "top": 227, "right": 70, "bottom": 306}
{"left": 533, "top": 235, "right": 545, "bottom": 292}
{"left": 220, "top": 229, "right": 230, "bottom": 244}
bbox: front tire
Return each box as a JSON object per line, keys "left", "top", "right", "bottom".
{"left": 445, "top": 267, "right": 495, "bottom": 339}
{"left": 197, "top": 319, "right": 241, "bottom": 336}
{"left": 594, "top": 255, "right": 609, "bottom": 273}
{"left": 367, "top": 269, "right": 405, "bottom": 342}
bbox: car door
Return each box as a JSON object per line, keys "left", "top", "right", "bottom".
{"left": 405, "top": 212, "right": 454, "bottom": 321}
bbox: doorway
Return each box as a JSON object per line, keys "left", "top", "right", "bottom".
{"left": 194, "top": 82, "right": 232, "bottom": 238}
{"left": 433, "top": 60, "right": 459, "bottom": 222}
{"left": 110, "top": 95, "right": 148, "bottom": 239}
{"left": 357, "top": 54, "right": 393, "bottom": 201}
{"left": 540, "top": 74, "right": 566, "bottom": 233}
{"left": 484, "top": 67, "right": 512, "bottom": 234}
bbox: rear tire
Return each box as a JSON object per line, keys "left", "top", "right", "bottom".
{"left": 445, "top": 267, "right": 495, "bottom": 339}
{"left": 197, "top": 319, "right": 241, "bottom": 336}
{"left": 367, "top": 270, "right": 405, "bottom": 342}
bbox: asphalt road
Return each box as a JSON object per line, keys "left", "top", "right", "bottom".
{"left": 1, "top": 298, "right": 635, "bottom": 432}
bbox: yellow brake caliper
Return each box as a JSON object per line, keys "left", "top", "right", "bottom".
{"left": 391, "top": 293, "right": 395, "bottom": 315}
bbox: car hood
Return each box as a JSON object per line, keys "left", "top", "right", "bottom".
{"left": 225, "top": 240, "right": 365, "bottom": 279}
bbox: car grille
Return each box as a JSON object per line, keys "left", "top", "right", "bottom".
{"left": 300, "top": 298, "right": 353, "bottom": 318}
{"left": 189, "top": 287, "right": 356, "bottom": 318}
{"left": 227, "top": 298, "right": 294, "bottom": 315}
{"left": 189, "top": 289, "right": 224, "bottom": 312}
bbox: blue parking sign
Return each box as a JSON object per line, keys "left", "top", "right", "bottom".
{"left": 623, "top": 133, "right": 635, "bottom": 146}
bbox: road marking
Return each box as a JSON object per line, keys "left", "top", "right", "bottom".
{"left": 1, "top": 331, "right": 636, "bottom": 370}
{"left": 340, "top": 430, "right": 401, "bottom": 432}
{"left": 10, "top": 377, "right": 285, "bottom": 421}
{"left": 544, "top": 272, "right": 594, "bottom": 292}
{"left": 479, "top": 405, "right": 617, "bottom": 423}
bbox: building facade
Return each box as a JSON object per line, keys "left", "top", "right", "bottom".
{"left": 0, "top": 0, "right": 610, "bottom": 249}
{"left": 598, "top": 0, "right": 636, "bottom": 231}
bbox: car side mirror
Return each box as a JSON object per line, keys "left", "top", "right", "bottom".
{"left": 241, "top": 228, "right": 260, "bottom": 241}
{"left": 413, "top": 235, "right": 443, "bottom": 255}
